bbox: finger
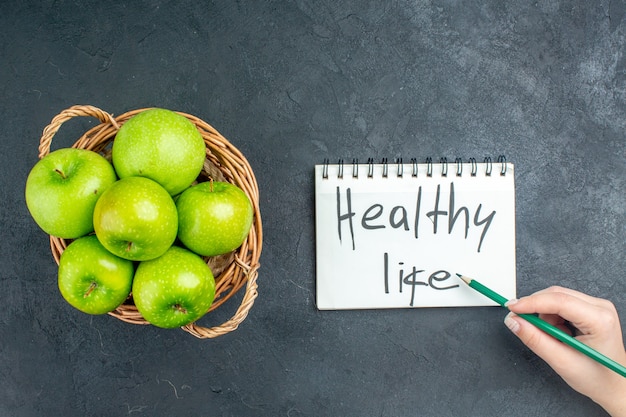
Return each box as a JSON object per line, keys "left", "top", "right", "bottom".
{"left": 530, "top": 286, "right": 613, "bottom": 310}
{"left": 537, "top": 313, "right": 574, "bottom": 336}
{"left": 537, "top": 313, "right": 563, "bottom": 326}
{"left": 506, "top": 291, "right": 606, "bottom": 334}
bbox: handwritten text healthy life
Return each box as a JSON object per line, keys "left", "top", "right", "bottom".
{"left": 334, "top": 181, "right": 497, "bottom": 306}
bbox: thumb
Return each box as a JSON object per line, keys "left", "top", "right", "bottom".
{"left": 504, "top": 312, "right": 578, "bottom": 374}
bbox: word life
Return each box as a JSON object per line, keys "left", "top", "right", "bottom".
{"left": 335, "top": 182, "right": 496, "bottom": 253}
{"left": 382, "top": 253, "right": 459, "bottom": 307}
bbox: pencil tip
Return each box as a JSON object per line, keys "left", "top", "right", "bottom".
{"left": 455, "top": 273, "right": 462, "bottom": 277}
{"left": 456, "top": 274, "right": 471, "bottom": 284}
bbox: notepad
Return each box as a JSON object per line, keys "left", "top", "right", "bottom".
{"left": 314, "top": 158, "right": 517, "bottom": 310}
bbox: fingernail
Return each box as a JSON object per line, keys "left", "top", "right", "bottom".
{"left": 504, "top": 298, "right": 518, "bottom": 307}
{"left": 504, "top": 312, "right": 520, "bottom": 334}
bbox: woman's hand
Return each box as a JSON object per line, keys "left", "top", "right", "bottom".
{"left": 505, "top": 286, "right": 626, "bottom": 417}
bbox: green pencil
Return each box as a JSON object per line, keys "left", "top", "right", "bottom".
{"left": 456, "top": 273, "right": 626, "bottom": 378}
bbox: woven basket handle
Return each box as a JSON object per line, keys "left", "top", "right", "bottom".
{"left": 38, "top": 105, "right": 119, "bottom": 159}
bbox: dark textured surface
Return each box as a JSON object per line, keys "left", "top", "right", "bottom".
{"left": 1, "top": 1, "right": 625, "bottom": 416}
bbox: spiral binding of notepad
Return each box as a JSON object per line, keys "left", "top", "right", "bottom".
{"left": 321, "top": 155, "right": 507, "bottom": 179}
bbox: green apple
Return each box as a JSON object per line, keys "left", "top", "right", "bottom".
{"left": 58, "top": 235, "right": 134, "bottom": 315}
{"left": 111, "top": 108, "right": 206, "bottom": 195}
{"left": 25, "top": 148, "right": 117, "bottom": 238}
{"left": 176, "top": 181, "right": 253, "bottom": 256}
{"left": 93, "top": 176, "right": 178, "bottom": 261}
{"left": 132, "top": 246, "right": 216, "bottom": 328}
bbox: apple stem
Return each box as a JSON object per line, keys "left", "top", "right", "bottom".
{"left": 173, "top": 304, "right": 188, "bottom": 314}
{"left": 126, "top": 241, "right": 133, "bottom": 253}
{"left": 54, "top": 168, "right": 67, "bottom": 179}
{"left": 209, "top": 177, "right": 214, "bottom": 192}
{"left": 84, "top": 282, "right": 97, "bottom": 298}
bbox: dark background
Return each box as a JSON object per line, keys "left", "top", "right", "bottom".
{"left": 1, "top": 1, "right": 625, "bottom": 416}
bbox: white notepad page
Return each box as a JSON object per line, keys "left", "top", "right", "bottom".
{"left": 315, "top": 160, "right": 516, "bottom": 310}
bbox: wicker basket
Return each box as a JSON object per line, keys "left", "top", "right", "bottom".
{"left": 38, "top": 105, "right": 262, "bottom": 338}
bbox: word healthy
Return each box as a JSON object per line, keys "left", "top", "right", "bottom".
{"left": 335, "top": 182, "right": 497, "bottom": 253}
